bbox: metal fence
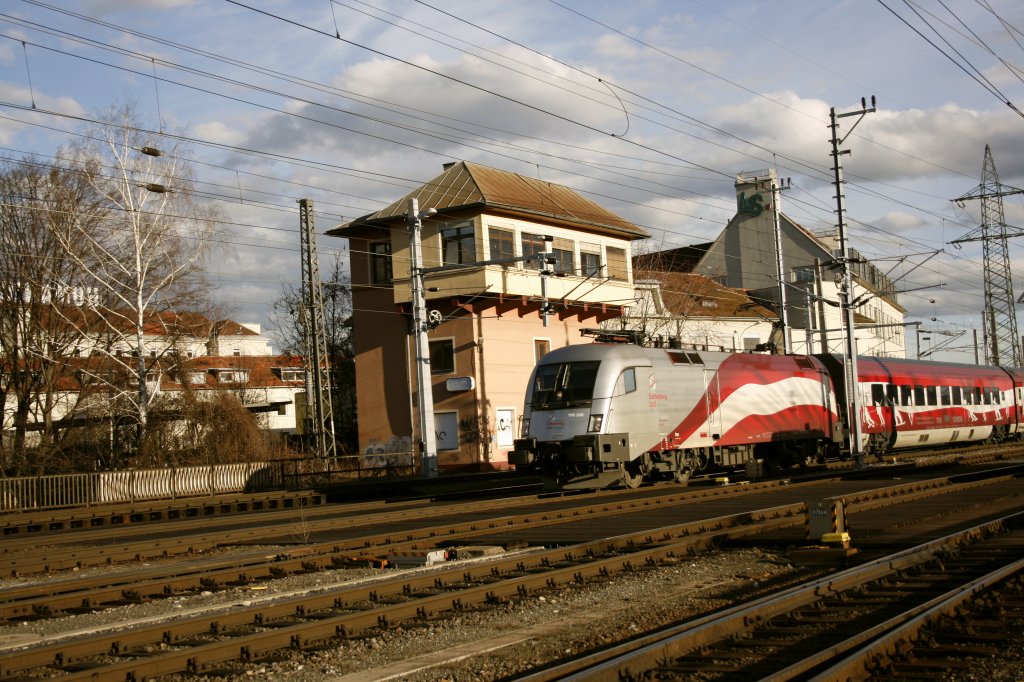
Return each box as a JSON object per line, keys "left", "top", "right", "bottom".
{"left": 0, "top": 462, "right": 280, "bottom": 512}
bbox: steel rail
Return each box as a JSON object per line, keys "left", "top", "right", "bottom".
{"left": 806, "top": 558, "right": 1024, "bottom": 681}
{"left": 0, "top": 477, "right": 815, "bottom": 622}
{"left": 521, "top": 511, "right": 1024, "bottom": 681}
{"left": 0, "top": 503, "right": 804, "bottom": 679}
{"left": 3, "top": 469, "right": 1020, "bottom": 625}
{"left": 0, "top": 490, "right": 326, "bottom": 538}
{"left": 0, "top": 476, "right": 813, "bottom": 577}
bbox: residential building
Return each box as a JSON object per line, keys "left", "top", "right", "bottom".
{"left": 328, "top": 160, "right": 648, "bottom": 471}
{"left": 2, "top": 312, "right": 308, "bottom": 447}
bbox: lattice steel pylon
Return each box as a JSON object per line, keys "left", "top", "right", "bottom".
{"left": 951, "top": 145, "right": 1024, "bottom": 367}
{"left": 298, "top": 198, "right": 337, "bottom": 459}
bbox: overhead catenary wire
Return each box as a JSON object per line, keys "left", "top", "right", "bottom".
{"left": 2, "top": 0, "right": 1007, "bottom": 323}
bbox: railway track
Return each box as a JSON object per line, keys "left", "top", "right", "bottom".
{"left": 2, "top": 465, "right": 1023, "bottom": 680}
{"left": 4, "top": 465, "right": 1021, "bottom": 627}
{"left": 521, "top": 512, "right": 1024, "bottom": 681}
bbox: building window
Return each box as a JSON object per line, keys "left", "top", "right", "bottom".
{"left": 441, "top": 222, "right": 476, "bottom": 265}
{"left": 534, "top": 338, "right": 550, "bottom": 362}
{"left": 370, "top": 241, "right": 392, "bottom": 284}
{"left": 489, "top": 227, "right": 515, "bottom": 261}
{"left": 216, "top": 369, "right": 250, "bottom": 384}
{"left": 276, "top": 368, "right": 305, "bottom": 382}
{"left": 429, "top": 339, "right": 455, "bottom": 374}
{"left": 606, "top": 246, "right": 628, "bottom": 280}
{"left": 580, "top": 242, "right": 602, "bottom": 277}
{"left": 550, "top": 237, "right": 574, "bottom": 275}
{"left": 521, "top": 232, "right": 548, "bottom": 269}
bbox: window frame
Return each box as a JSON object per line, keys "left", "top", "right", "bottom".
{"left": 606, "top": 246, "right": 628, "bottom": 280}
{"left": 521, "top": 232, "right": 548, "bottom": 270}
{"left": 440, "top": 221, "right": 477, "bottom": 265}
{"left": 534, "top": 338, "right": 551, "bottom": 363}
{"left": 488, "top": 226, "right": 515, "bottom": 261}
{"left": 429, "top": 338, "right": 456, "bottom": 375}
{"left": 369, "top": 241, "right": 393, "bottom": 284}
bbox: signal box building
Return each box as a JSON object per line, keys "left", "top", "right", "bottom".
{"left": 328, "top": 161, "right": 648, "bottom": 471}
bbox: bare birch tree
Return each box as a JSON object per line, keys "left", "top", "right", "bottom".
{"left": 60, "top": 102, "right": 219, "bottom": 465}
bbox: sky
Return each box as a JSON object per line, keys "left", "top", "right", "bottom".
{"left": 2, "top": 0, "right": 1024, "bottom": 362}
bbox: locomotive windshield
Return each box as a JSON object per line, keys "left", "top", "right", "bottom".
{"left": 531, "top": 361, "right": 600, "bottom": 409}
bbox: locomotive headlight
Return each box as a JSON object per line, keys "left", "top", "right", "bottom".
{"left": 587, "top": 414, "right": 604, "bottom": 432}
{"left": 520, "top": 417, "right": 530, "bottom": 437}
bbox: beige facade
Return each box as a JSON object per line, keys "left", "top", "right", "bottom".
{"left": 329, "top": 161, "right": 647, "bottom": 470}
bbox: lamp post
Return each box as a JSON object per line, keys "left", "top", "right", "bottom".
{"left": 407, "top": 197, "right": 438, "bottom": 477}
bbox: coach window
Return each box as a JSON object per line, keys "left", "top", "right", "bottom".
{"left": 900, "top": 385, "right": 912, "bottom": 406}
{"left": 926, "top": 386, "right": 937, "bottom": 406}
{"left": 914, "top": 385, "right": 925, "bottom": 405}
{"left": 952, "top": 387, "right": 963, "bottom": 405}
{"left": 871, "top": 384, "right": 885, "bottom": 406}
{"left": 940, "top": 386, "right": 951, "bottom": 406}
{"left": 613, "top": 368, "right": 637, "bottom": 396}
{"left": 887, "top": 385, "right": 899, "bottom": 403}
{"left": 974, "top": 387, "right": 983, "bottom": 404}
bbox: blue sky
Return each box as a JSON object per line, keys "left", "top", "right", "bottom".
{"left": 2, "top": 0, "right": 1023, "bottom": 361}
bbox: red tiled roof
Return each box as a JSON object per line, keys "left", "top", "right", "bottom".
{"left": 634, "top": 270, "right": 777, "bottom": 320}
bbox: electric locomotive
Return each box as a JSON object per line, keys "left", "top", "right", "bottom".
{"left": 510, "top": 339, "right": 1023, "bottom": 489}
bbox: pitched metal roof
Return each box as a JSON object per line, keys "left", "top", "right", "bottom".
{"left": 329, "top": 161, "right": 648, "bottom": 239}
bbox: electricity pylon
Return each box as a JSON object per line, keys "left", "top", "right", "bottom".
{"left": 951, "top": 145, "right": 1024, "bottom": 367}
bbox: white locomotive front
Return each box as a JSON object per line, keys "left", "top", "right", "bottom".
{"left": 511, "top": 343, "right": 842, "bottom": 489}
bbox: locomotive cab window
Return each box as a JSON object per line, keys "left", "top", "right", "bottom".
{"left": 531, "top": 361, "right": 600, "bottom": 409}
{"left": 613, "top": 368, "right": 637, "bottom": 396}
